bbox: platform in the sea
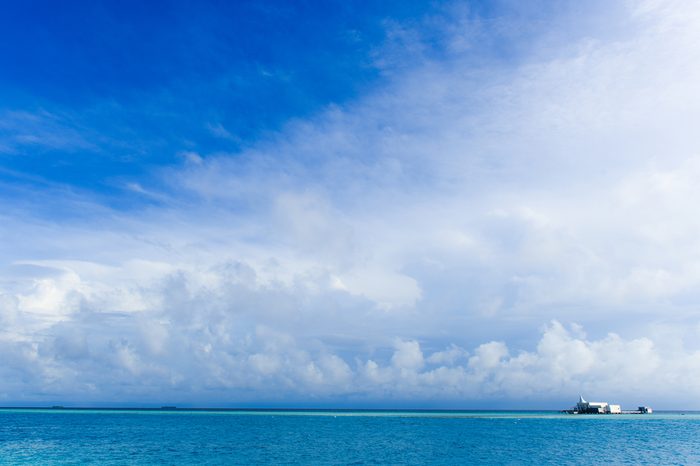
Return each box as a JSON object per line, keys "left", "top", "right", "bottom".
{"left": 563, "top": 397, "right": 653, "bottom": 415}
{"left": 561, "top": 408, "right": 651, "bottom": 415}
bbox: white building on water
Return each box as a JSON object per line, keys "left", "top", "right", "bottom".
{"left": 575, "top": 396, "right": 621, "bottom": 414}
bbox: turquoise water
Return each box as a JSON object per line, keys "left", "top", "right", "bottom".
{"left": 1, "top": 409, "right": 699, "bottom": 464}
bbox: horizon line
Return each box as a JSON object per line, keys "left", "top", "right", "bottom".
{"left": 0, "top": 406, "right": 685, "bottom": 412}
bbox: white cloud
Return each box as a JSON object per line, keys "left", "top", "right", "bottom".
{"left": 2, "top": 0, "right": 700, "bottom": 405}
{"left": 391, "top": 339, "right": 425, "bottom": 371}
{"left": 2, "top": 308, "right": 699, "bottom": 407}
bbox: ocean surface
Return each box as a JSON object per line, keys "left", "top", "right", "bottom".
{"left": 1, "top": 409, "right": 699, "bottom": 465}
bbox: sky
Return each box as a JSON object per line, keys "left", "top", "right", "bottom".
{"left": 2, "top": 0, "right": 700, "bottom": 409}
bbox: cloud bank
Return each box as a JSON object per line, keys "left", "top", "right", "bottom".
{"left": 2, "top": 0, "right": 700, "bottom": 407}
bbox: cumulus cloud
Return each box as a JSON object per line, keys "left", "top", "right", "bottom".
{"left": 2, "top": 305, "right": 700, "bottom": 406}
{"left": 2, "top": 0, "right": 700, "bottom": 406}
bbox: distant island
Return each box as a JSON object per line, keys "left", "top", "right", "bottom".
{"left": 562, "top": 396, "right": 653, "bottom": 415}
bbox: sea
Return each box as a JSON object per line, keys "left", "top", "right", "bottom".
{"left": 1, "top": 408, "right": 699, "bottom": 465}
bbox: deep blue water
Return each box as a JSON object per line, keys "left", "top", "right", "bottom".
{"left": 1, "top": 409, "right": 699, "bottom": 464}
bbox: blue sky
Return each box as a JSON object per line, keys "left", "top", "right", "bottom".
{"left": 0, "top": 0, "right": 439, "bottom": 192}
{"left": 2, "top": 0, "right": 700, "bottom": 408}
{"left": 0, "top": 0, "right": 613, "bottom": 223}
{"left": 0, "top": 0, "right": 587, "bottom": 194}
